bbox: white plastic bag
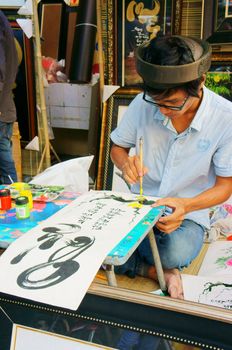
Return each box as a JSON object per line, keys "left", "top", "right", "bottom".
{"left": 30, "top": 156, "right": 94, "bottom": 193}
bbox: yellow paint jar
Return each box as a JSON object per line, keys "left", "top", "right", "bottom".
{"left": 10, "top": 182, "right": 30, "bottom": 199}
{"left": 11, "top": 182, "right": 29, "bottom": 192}
{"left": 20, "top": 190, "right": 33, "bottom": 209}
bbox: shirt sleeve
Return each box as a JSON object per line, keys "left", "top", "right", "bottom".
{"left": 0, "top": 16, "right": 6, "bottom": 91}
{"left": 213, "top": 116, "right": 232, "bottom": 177}
{"left": 111, "top": 93, "right": 143, "bottom": 148}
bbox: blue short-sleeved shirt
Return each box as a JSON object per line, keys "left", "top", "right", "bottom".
{"left": 111, "top": 86, "right": 232, "bottom": 229}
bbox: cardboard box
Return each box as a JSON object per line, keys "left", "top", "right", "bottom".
{"left": 45, "top": 81, "right": 99, "bottom": 129}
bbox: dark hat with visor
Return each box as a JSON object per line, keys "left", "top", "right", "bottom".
{"left": 135, "top": 36, "right": 212, "bottom": 89}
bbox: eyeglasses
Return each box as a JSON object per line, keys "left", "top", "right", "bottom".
{"left": 143, "top": 91, "right": 190, "bottom": 111}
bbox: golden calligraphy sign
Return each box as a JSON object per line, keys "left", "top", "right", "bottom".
{"left": 126, "top": 0, "right": 161, "bottom": 40}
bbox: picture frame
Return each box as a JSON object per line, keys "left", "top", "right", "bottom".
{"left": 96, "top": 88, "right": 141, "bottom": 190}
{"left": 0, "top": 0, "right": 25, "bottom": 8}
{"left": 115, "top": 0, "right": 174, "bottom": 86}
{"left": 9, "top": 323, "right": 115, "bottom": 350}
{"left": 207, "top": 0, "right": 232, "bottom": 49}
{"left": 100, "top": 0, "right": 115, "bottom": 85}
{"left": 206, "top": 60, "right": 232, "bottom": 102}
{"left": 215, "top": 0, "right": 232, "bottom": 30}
{"left": 38, "top": 0, "right": 68, "bottom": 61}
{"left": 0, "top": 283, "right": 232, "bottom": 350}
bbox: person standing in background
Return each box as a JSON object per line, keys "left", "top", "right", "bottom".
{"left": 0, "top": 10, "right": 18, "bottom": 184}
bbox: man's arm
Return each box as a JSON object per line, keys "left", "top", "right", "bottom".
{"left": 154, "top": 176, "right": 232, "bottom": 233}
{"left": 0, "top": 17, "right": 6, "bottom": 91}
{"left": 110, "top": 144, "right": 148, "bottom": 184}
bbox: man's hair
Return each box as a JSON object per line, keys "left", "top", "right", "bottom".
{"left": 142, "top": 35, "right": 204, "bottom": 99}
{"left": 144, "top": 78, "right": 203, "bottom": 100}
{"left": 143, "top": 35, "right": 196, "bottom": 66}
{"left": 136, "top": 34, "right": 211, "bottom": 98}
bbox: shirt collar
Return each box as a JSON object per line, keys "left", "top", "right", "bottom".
{"left": 188, "top": 86, "right": 209, "bottom": 132}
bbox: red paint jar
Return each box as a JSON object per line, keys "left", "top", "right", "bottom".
{"left": 0, "top": 189, "right": 12, "bottom": 210}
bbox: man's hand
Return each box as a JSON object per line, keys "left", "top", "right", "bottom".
{"left": 152, "top": 197, "right": 187, "bottom": 234}
{"left": 122, "top": 155, "right": 148, "bottom": 184}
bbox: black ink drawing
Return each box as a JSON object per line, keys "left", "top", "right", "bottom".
{"left": 198, "top": 282, "right": 232, "bottom": 309}
{"left": 88, "top": 192, "right": 156, "bottom": 224}
{"left": 89, "top": 193, "right": 155, "bottom": 206}
{"left": 10, "top": 223, "right": 95, "bottom": 289}
{"left": 11, "top": 224, "right": 81, "bottom": 264}
{"left": 37, "top": 223, "right": 81, "bottom": 249}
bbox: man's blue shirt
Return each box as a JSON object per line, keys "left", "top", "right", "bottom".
{"left": 111, "top": 86, "right": 232, "bottom": 229}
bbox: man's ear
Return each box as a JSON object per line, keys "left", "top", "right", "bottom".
{"left": 201, "top": 74, "right": 206, "bottom": 86}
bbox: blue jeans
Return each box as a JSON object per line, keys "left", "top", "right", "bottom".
{"left": 114, "top": 219, "right": 205, "bottom": 277}
{"left": 0, "top": 121, "right": 17, "bottom": 184}
{"left": 117, "top": 330, "right": 160, "bottom": 350}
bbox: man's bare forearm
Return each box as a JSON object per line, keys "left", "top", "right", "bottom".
{"left": 183, "top": 177, "right": 232, "bottom": 213}
{"left": 110, "top": 144, "right": 130, "bottom": 170}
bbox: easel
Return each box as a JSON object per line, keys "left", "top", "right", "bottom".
{"left": 31, "top": 0, "right": 61, "bottom": 175}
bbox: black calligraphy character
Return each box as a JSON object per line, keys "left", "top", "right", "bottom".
{"left": 11, "top": 223, "right": 81, "bottom": 264}
{"left": 17, "top": 236, "right": 95, "bottom": 289}
{"left": 38, "top": 223, "right": 81, "bottom": 249}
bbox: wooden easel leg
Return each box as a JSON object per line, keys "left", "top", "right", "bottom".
{"left": 49, "top": 142, "right": 61, "bottom": 163}
{"left": 37, "top": 145, "right": 47, "bottom": 174}
{"left": 148, "top": 230, "right": 167, "bottom": 292}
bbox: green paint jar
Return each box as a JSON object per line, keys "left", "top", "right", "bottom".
{"left": 15, "top": 196, "right": 30, "bottom": 219}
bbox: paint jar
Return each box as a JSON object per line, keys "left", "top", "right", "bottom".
{"left": 20, "top": 190, "right": 33, "bottom": 209}
{"left": 10, "top": 182, "right": 30, "bottom": 199}
{"left": 0, "top": 189, "right": 12, "bottom": 210}
{"left": 11, "top": 182, "right": 29, "bottom": 192}
{"left": 15, "top": 196, "right": 30, "bottom": 219}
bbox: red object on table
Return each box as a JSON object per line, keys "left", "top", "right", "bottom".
{"left": 0, "top": 189, "right": 11, "bottom": 210}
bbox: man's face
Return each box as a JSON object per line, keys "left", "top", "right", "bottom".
{"left": 150, "top": 89, "right": 192, "bottom": 118}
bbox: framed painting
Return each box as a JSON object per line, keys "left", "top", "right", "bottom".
{"left": 96, "top": 88, "right": 141, "bottom": 191}
{"left": 206, "top": 60, "right": 232, "bottom": 102}
{"left": 115, "top": 0, "right": 174, "bottom": 86}
{"left": 0, "top": 283, "right": 232, "bottom": 350}
{"left": 207, "top": 0, "right": 232, "bottom": 49}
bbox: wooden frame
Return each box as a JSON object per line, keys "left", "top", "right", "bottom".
{"left": 0, "top": 283, "right": 232, "bottom": 349}
{"left": 38, "top": 0, "right": 68, "bottom": 61}
{"left": 96, "top": 88, "right": 141, "bottom": 190}
{"left": 0, "top": 0, "right": 25, "bottom": 8}
{"left": 100, "top": 0, "right": 114, "bottom": 85}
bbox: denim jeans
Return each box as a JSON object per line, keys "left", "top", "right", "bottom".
{"left": 114, "top": 219, "right": 205, "bottom": 277}
{"left": 0, "top": 121, "right": 17, "bottom": 184}
{"left": 117, "top": 330, "right": 160, "bottom": 350}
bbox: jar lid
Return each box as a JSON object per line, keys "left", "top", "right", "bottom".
{"left": 0, "top": 189, "right": 10, "bottom": 197}
{"left": 15, "top": 196, "right": 29, "bottom": 205}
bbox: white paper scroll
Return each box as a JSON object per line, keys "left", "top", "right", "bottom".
{"left": 0, "top": 191, "right": 157, "bottom": 310}
{"left": 198, "top": 241, "right": 232, "bottom": 276}
{"left": 182, "top": 274, "right": 232, "bottom": 310}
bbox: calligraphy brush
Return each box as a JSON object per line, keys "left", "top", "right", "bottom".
{"left": 137, "top": 137, "right": 145, "bottom": 204}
